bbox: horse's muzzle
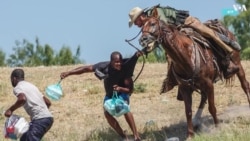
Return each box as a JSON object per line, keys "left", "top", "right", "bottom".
{"left": 139, "top": 35, "right": 157, "bottom": 52}
{"left": 139, "top": 36, "right": 149, "bottom": 48}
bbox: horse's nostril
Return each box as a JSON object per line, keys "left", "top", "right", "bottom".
{"left": 139, "top": 36, "right": 147, "bottom": 44}
{"left": 141, "top": 36, "right": 148, "bottom": 41}
{"left": 139, "top": 40, "right": 145, "bottom": 47}
{"left": 139, "top": 36, "right": 149, "bottom": 47}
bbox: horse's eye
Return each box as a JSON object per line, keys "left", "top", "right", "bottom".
{"left": 151, "top": 22, "right": 156, "bottom": 26}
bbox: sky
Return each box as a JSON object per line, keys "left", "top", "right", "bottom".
{"left": 0, "top": 0, "right": 237, "bottom": 64}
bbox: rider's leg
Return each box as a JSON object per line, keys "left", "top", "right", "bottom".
{"left": 222, "top": 53, "right": 239, "bottom": 79}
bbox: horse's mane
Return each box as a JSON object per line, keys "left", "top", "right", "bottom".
{"left": 159, "top": 20, "right": 191, "bottom": 48}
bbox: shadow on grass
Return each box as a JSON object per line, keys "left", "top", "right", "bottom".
{"left": 85, "top": 127, "right": 121, "bottom": 141}
{"left": 84, "top": 115, "right": 226, "bottom": 141}
{"left": 139, "top": 115, "right": 224, "bottom": 141}
{"left": 139, "top": 120, "right": 188, "bottom": 141}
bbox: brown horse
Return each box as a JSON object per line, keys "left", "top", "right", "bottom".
{"left": 139, "top": 17, "right": 250, "bottom": 138}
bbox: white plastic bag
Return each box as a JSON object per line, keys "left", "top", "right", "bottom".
{"left": 4, "top": 115, "right": 29, "bottom": 140}
{"left": 46, "top": 80, "right": 63, "bottom": 100}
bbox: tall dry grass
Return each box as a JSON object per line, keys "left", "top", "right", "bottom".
{"left": 0, "top": 61, "right": 250, "bottom": 141}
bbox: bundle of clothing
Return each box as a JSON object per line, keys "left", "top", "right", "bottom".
{"left": 145, "top": 4, "right": 190, "bottom": 26}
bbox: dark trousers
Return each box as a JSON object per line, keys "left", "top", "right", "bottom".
{"left": 20, "top": 117, "right": 53, "bottom": 141}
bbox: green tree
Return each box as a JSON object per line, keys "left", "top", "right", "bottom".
{"left": 7, "top": 40, "right": 27, "bottom": 67}
{"left": 223, "top": 0, "right": 250, "bottom": 59}
{"left": 55, "top": 45, "right": 83, "bottom": 65}
{"left": 43, "top": 44, "right": 55, "bottom": 66}
{"left": 6, "top": 38, "right": 43, "bottom": 66}
{"left": 55, "top": 46, "right": 74, "bottom": 65}
{"left": 242, "top": 47, "right": 250, "bottom": 59}
{"left": 153, "top": 46, "right": 166, "bottom": 63}
{"left": 24, "top": 38, "right": 44, "bottom": 66}
{"left": 0, "top": 49, "right": 6, "bottom": 66}
{"left": 73, "top": 45, "right": 83, "bottom": 64}
{"left": 138, "top": 46, "right": 166, "bottom": 63}
{"left": 6, "top": 38, "right": 83, "bottom": 67}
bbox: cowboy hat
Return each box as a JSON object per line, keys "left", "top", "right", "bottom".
{"left": 128, "top": 7, "right": 145, "bottom": 28}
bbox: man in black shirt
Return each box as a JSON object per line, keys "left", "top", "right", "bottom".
{"left": 60, "top": 51, "right": 142, "bottom": 141}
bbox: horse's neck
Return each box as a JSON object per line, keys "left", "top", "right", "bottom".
{"left": 161, "top": 28, "right": 195, "bottom": 72}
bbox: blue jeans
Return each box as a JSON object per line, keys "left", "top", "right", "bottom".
{"left": 20, "top": 117, "right": 53, "bottom": 141}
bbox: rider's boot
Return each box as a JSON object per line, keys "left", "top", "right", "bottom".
{"left": 223, "top": 54, "right": 239, "bottom": 79}
{"left": 224, "top": 60, "right": 239, "bottom": 79}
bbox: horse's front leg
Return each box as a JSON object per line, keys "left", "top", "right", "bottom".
{"left": 206, "top": 83, "right": 219, "bottom": 126}
{"left": 236, "top": 63, "right": 250, "bottom": 106}
{"left": 179, "top": 85, "right": 194, "bottom": 137}
{"left": 193, "top": 92, "right": 207, "bottom": 128}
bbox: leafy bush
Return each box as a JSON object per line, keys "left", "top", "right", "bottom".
{"left": 241, "top": 47, "right": 250, "bottom": 60}
{"left": 134, "top": 83, "right": 147, "bottom": 93}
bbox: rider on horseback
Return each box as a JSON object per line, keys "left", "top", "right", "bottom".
{"left": 128, "top": 4, "right": 240, "bottom": 99}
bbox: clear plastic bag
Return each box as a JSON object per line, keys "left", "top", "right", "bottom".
{"left": 103, "top": 91, "right": 130, "bottom": 117}
{"left": 3, "top": 115, "right": 29, "bottom": 140}
{"left": 45, "top": 80, "right": 63, "bottom": 100}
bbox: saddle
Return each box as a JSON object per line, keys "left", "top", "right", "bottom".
{"left": 180, "top": 17, "right": 241, "bottom": 55}
{"left": 204, "top": 19, "right": 241, "bottom": 51}
{"left": 160, "top": 20, "right": 232, "bottom": 98}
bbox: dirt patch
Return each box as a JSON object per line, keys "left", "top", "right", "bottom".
{"left": 160, "top": 105, "right": 250, "bottom": 141}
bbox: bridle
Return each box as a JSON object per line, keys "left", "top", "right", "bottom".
{"left": 140, "top": 17, "right": 164, "bottom": 46}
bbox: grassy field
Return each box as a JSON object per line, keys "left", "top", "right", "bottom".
{"left": 1, "top": 61, "right": 250, "bottom": 141}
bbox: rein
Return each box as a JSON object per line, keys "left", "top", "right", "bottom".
{"left": 125, "top": 30, "right": 146, "bottom": 83}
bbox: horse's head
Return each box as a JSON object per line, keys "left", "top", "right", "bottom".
{"left": 139, "top": 17, "right": 162, "bottom": 53}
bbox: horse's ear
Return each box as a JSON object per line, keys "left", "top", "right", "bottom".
{"left": 151, "top": 7, "right": 159, "bottom": 18}
{"left": 151, "top": 7, "right": 161, "bottom": 21}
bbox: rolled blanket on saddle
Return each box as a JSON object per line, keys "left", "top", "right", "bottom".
{"left": 147, "top": 4, "right": 190, "bottom": 26}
